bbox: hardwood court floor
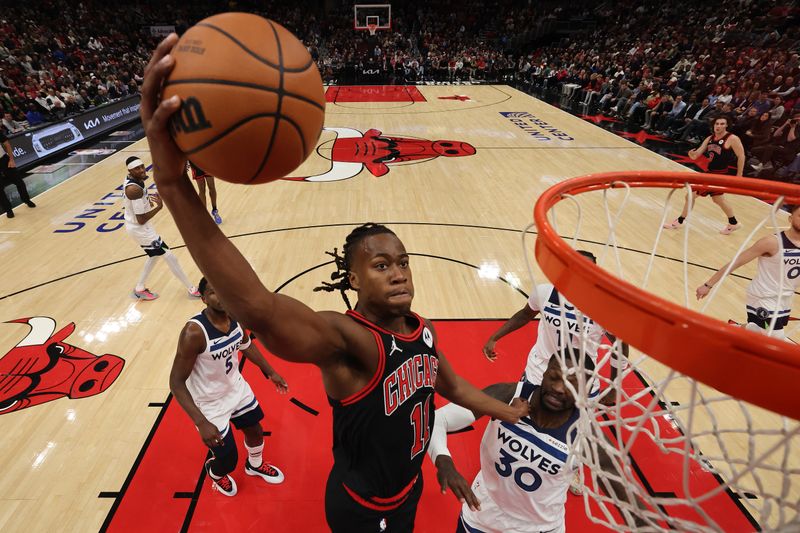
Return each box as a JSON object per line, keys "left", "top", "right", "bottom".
{"left": 0, "top": 85, "right": 793, "bottom": 532}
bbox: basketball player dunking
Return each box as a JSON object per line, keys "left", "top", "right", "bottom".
{"left": 122, "top": 156, "right": 199, "bottom": 300}
{"left": 188, "top": 160, "right": 222, "bottom": 224}
{"left": 141, "top": 34, "right": 527, "bottom": 532}
{"left": 428, "top": 354, "right": 644, "bottom": 533}
{"left": 697, "top": 204, "right": 800, "bottom": 340}
{"left": 664, "top": 116, "right": 744, "bottom": 235}
{"left": 170, "top": 277, "right": 287, "bottom": 496}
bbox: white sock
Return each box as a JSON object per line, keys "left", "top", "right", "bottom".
{"left": 163, "top": 250, "right": 193, "bottom": 289}
{"left": 135, "top": 257, "right": 157, "bottom": 292}
{"left": 246, "top": 442, "right": 264, "bottom": 468}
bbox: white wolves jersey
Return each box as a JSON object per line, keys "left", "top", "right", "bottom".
{"left": 525, "top": 284, "right": 605, "bottom": 383}
{"left": 185, "top": 311, "right": 252, "bottom": 403}
{"left": 747, "top": 232, "right": 800, "bottom": 313}
{"left": 122, "top": 175, "right": 153, "bottom": 226}
{"left": 471, "top": 380, "right": 579, "bottom": 530}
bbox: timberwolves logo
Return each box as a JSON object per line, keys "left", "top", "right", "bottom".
{"left": 283, "top": 127, "right": 476, "bottom": 182}
{"left": 0, "top": 317, "right": 125, "bottom": 414}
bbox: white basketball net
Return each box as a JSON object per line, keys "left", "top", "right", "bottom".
{"left": 523, "top": 182, "right": 800, "bottom": 532}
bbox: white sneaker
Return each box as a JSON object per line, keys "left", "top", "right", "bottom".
{"left": 663, "top": 219, "right": 682, "bottom": 230}
{"left": 206, "top": 459, "right": 237, "bottom": 496}
{"left": 245, "top": 461, "right": 285, "bottom": 484}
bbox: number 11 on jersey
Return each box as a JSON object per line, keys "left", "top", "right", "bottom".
{"left": 410, "top": 395, "right": 432, "bottom": 459}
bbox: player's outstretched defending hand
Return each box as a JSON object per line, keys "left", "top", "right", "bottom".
{"left": 482, "top": 339, "right": 498, "bottom": 362}
{"left": 696, "top": 282, "right": 712, "bottom": 300}
{"left": 434, "top": 455, "right": 481, "bottom": 512}
{"left": 268, "top": 371, "right": 289, "bottom": 394}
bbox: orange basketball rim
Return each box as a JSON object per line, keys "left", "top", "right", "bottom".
{"left": 534, "top": 171, "right": 800, "bottom": 420}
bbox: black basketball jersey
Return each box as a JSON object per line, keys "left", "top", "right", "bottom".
{"left": 706, "top": 132, "right": 736, "bottom": 173}
{"left": 329, "top": 310, "right": 439, "bottom": 510}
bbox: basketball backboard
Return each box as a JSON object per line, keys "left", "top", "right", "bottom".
{"left": 354, "top": 4, "right": 391, "bottom": 33}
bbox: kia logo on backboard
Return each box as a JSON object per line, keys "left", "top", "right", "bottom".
{"left": 84, "top": 118, "right": 101, "bottom": 129}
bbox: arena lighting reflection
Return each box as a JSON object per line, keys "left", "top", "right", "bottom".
{"left": 78, "top": 306, "right": 143, "bottom": 344}
{"left": 477, "top": 262, "right": 500, "bottom": 280}
{"left": 505, "top": 272, "right": 521, "bottom": 289}
{"left": 32, "top": 442, "right": 56, "bottom": 469}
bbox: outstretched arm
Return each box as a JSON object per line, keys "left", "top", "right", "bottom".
{"left": 428, "top": 382, "right": 517, "bottom": 511}
{"left": 696, "top": 236, "right": 777, "bottom": 299}
{"left": 435, "top": 350, "right": 527, "bottom": 423}
{"left": 140, "top": 34, "right": 347, "bottom": 366}
{"left": 483, "top": 303, "right": 538, "bottom": 361}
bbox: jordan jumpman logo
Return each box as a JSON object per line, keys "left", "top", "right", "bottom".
{"left": 389, "top": 335, "right": 403, "bottom": 357}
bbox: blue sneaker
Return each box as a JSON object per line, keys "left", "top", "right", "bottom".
{"left": 212, "top": 209, "right": 222, "bottom": 224}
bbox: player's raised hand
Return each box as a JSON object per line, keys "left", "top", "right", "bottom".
{"left": 482, "top": 339, "right": 498, "bottom": 362}
{"left": 696, "top": 283, "right": 711, "bottom": 300}
{"left": 269, "top": 371, "right": 289, "bottom": 394}
{"left": 434, "top": 455, "right": 480, "bottom": 512}
{"left": 197, "top": 419, "right": 224, "bottom": 448}
{"left": 140, "top": 33, "right": 187, "bottom": 188}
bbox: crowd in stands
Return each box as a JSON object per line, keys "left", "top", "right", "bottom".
{"left": 517, "top": 0, "right": 800, "bottom": 180}
{"left": 0, "top": 1, "right": 162, "bottom": 133}
{"left": 1, "top": 0, "right": 798, "bottom": 180}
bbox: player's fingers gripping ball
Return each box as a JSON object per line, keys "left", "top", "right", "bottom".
{"left": 162, "top": 13, "right": 326, "bottom": 184}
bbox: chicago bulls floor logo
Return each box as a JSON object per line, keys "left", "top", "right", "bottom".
{"left": 284, "top": 127, "right": 476, "bottom": 182}
{"left": 0, "top": 317, "right": 125, "bottom": 414}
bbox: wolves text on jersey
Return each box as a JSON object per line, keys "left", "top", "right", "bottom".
{"left": 209, "top": 331, "right": 243, "bottom": 361}
{"left": 383, "top": 353, "right": 438, "bottom": 416}
{"left": 497, "top": 423, "right": 566, "bottom": 476}
{"left": 542, "top": 306, "right": 594, "bottom": 333}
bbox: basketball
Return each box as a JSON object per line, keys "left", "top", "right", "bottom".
{"left": 162, "top": 13, "right": 325, "bottom": 184}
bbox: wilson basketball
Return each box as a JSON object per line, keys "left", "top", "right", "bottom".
{"left": 162, "top": 13, "right": 325, "bottom": 184}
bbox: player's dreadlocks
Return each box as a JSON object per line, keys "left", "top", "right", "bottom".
{"left": 314, "top": 223, "right": 397, "bottom": 309}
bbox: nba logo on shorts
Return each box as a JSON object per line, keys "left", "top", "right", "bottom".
{"left": 379, "top": 517, "right": 387, "bottom": 531}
